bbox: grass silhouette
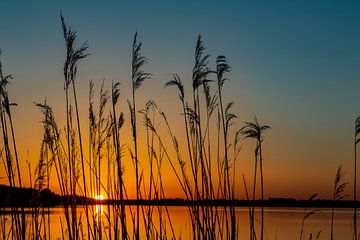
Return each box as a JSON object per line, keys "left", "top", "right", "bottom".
{"left": 0, "top": 13, "right": 357, "bottom": 240}
{"left": 241, "top": 117, "right": 270, "bottom": 240}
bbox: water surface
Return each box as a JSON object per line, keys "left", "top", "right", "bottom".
{"left": 1, "top": 206, "right": 354, "bottom": 239}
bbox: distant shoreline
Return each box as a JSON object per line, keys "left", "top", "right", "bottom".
{"left": 0, "top": 184, "right": 359, "bottom": 209}
{"left": 84, "top": 198, "right": 360, "bottom": 209}
{"left": 0, "top": 199, "right": 359, "bottom": 209}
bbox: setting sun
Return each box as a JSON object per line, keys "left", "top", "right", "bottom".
{"left": 94, "top": 194, "right": 104, "bottom": 201}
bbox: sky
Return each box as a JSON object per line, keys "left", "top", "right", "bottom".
{"left": 0, "top": 1, "right": 360, "bottom": 199}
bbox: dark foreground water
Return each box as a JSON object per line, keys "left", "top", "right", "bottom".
{"left": 1, "top": 206, "right": 355, "bottom": 239}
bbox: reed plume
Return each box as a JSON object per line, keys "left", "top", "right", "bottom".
{"left": 61, "top": 13, "right": 89, "bottom": 239}
{"left": 130, "top": 32, "right": 151, "bottom": 240}
{"left": 330, "top": 165, "right": 347, "bottom": 240}
{"left": 241, "top": 117, "right": 270, "bottom": 240}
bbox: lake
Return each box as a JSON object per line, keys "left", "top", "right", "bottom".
{"left": 1, "top": 206, "right": 355, "bottom": 239}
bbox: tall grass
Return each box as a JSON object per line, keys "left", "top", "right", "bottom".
{"left": 3, "top": 13, "right": 356, "bottom": 240}
{"left": 299, "top": 194, "right": 320, "bottom": 240}
{"left": 61, "top": 13, "right": 90, "bottom": 239}
{"left": 162, "top": 35, "right": 243, "bottom": 239}
{"left": 330, "top": 165, "right": 347, "bottom": 240}
{"left": 241, "top": 117, "right": 270, "bottom": 240}
{"left": 129, "top": 32, "right": 151, "bottom": 240}
{"left": 354, "top": 116, "right": 360, "bottom": 240}
{"left": 61, "top": 12, "right": 91, "bottom": 240}
{"left": 111, "top": 80, "right": 127, "bottom": 239}
{"left": 0, "top": 50, "right": 26, "bottom": 239}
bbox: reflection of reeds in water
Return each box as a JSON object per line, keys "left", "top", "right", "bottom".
{"left": 1, "top": 13, "right": 357, "bottom": 240}
{"left": 299, "top": 194, "right": 321, "bottom": 240}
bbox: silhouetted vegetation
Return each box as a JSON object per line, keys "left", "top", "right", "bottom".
{"left": 0, "top": 13, "right": 358, "bottom": 240}
{"left": 354, "top": 116, "right": 360, "bottom": 240}
{"left": 241, "top": 117, "right": 270, "bottom": 240}
{"left": 330, "top": 165, "right": 347, "bottom": 240}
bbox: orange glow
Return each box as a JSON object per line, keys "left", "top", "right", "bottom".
{"left": 95, "top": 194, "right": 104, "bottom": 201}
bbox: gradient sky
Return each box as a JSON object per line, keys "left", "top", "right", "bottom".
{"left": 0, "top": 1, "right": 360, "bottom": 199}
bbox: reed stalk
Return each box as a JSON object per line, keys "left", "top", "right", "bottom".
{"left": 0, "top": 50, "right": 27, "bottom": 239}
{"left": 241, "top": 117, "right": 270, "bottom": 240}
{"left": 61, "top": 13, "right": 89, "bottom": 239}
{"left": 111, "top": 80, "right": 127, "bottom": 240}
{"left": 330, "top": 165, "right": 347, "bottom": 240}
{"left": 129, "top": 32, "right": 151, "bottom": 240}
{"left": 354, "top": 116, "right": 360, "bottom": 240}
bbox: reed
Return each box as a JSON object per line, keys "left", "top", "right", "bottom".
{"left": 354, "top": 116, "right": 360, "bottom": 240}
{"left": 0, "top": 50, "right": 26, "bottom": 239}
{"left": 330, "top": 165, "right": 347, "bottom": 240}
{"left": 6, "top": 14, "right": 356, "bottom": 240}
{"left": 299, "top": 194, "right": 321, "bottom": 240}
{"left": 129, "top": 32, "right": 151, "bottom": 240}
{"left": 36, "top": 101, "right": 69, "bottom": 239}
{"left": 60, "top": 13, "right": 90, "bottom": 239}
{"left": 1, "top": 16, "right": 274, "bottom": 238}
{"left": 111, "top": 80, "right": 127, "bottom": 240}
{"left": 161, "top": 35, "right": 243, "bottom": 239}
{"left": 241, "top": 117, "right": 270, "bottom": 240}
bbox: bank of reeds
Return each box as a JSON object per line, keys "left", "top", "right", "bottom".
{"left": 160, "top": 35, "right": 263, "bottom": 239}
{"left": 3, "top": 13, "right": 355, "bottom": 240}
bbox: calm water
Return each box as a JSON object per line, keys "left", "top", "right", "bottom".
{"left": 1, "top": 206, "right": 355, "bottom": 239}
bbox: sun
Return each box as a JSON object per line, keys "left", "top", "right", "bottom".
{"left": 94, "top": 194, "right": 104, "bottom": 201}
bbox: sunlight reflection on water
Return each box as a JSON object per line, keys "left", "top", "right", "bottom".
{"left": 1, "top": 206, "right": 356, "bottom": 239}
